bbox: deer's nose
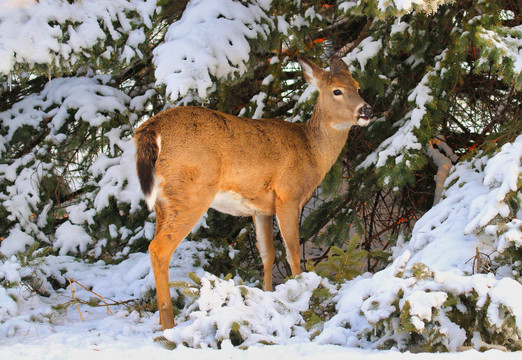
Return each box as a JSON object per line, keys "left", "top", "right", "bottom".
{"left": 360, "top": 105, "right": 373, "bottom": 118}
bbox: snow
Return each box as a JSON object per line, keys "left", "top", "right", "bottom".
{"left": 358, "top": 50, "right": 446, "bottom": 169}
{"left": 90, "top": 134, "right": 143, "bottom": 214}
{"left": 344, "top": 37, "right": 383, "bottom": 72}
{"left": 379, "top": 0, "right": 453, "bottom": 13}
{"left": 391, "top": 21, "right": 410, "bottom": 36}
{"left": 0, "top": 155, "right": 50, "bottom": 242}
{"left": 0, "top": 74, "right": 130, "bottom": 152}
{"left": 66, "top": 201, "right": 96, "bottom": 226}
{"left": 1, "top": 249, "right": 521, "bottom": 358}
{"left": 400, "top": 290, "right": 447, "bottom": 329}
{"left": 277, "top": 15, "right": 291, "bottom": 35}
{"left": 54, "top": 221, "right": 93, "bottom": 256}
{"left": 153, "top": 0, "right": 273, "bottom": 101}
{"left": 164, "top": 273, "right": 323, "bottom": 348}
{"left": 0, "top": 226, "right": 35, "bottom": 257}
{"left": 1, "top": 332, "right": 519, "bottom": 360}
{"left": 0, "top": 74, "right": 134, "bottom": 245}
{"left": 405, "top": 136, "right": 522, "bottom": 271}
{"left": 495, "top": 218, "right": 522, "bottom": 252}
{"left": 312, "top": 136, "right": 522, "bottom": 351}
{"left": 0, "top": 0, "right": 157, "bottom": 74}
{"left": 251, "top": 92, "right": 268, "bottom": 119}
{"left": 477, "top": 26, "right": 522, "bottom": 75}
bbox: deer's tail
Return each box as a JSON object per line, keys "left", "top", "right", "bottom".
{"left": 134, "top": 125, "right": 160, "bottom": 210}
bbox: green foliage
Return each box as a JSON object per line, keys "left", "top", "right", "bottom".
{"left": 365, "top": 263, "right": 522, "bottom": 352}
{"left": 189, "top": 210, "right": 264, "bottom": 285}
{"left": 0, "top": 242, "right": 56, "bottom": 297}
{"left": 398, "top": 301, "right": 418, "bottom": 334}
{"left": 443, "top": 293, "right": 522, "bottom": 351}
{"left": 494, "top": 245, "right": 522, "bottom": 282}
{"left": 302, "top": 284, "right": 337, "bottom": 338}
{"left": 410, "top": 262, "right": 434, "bottom": 280}
{"left": 170, "top": 272, "right": 202, "bottom": 299}
{"left": 306, "top": 236, "right": 366, "bottom": 283}
{"left": 153, "top": 336, "right": 178, "bottom": 350}
{"left": 85, "top": 199, "right": 153, "bottom": 261}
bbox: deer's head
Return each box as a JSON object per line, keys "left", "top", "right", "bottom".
{"left": 298, "top": 57, "right": 372, "bottom": 131}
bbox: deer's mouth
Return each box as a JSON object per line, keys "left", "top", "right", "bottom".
{"left": 356, "top": 104, "right": 372, "bottom": 126}
{"left": 357, "top": 115, "right": 371, "bottom": 127}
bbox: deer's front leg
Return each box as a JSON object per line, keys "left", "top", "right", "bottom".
{"left": 275, "top": 201, "right": 302, "bottom": 277}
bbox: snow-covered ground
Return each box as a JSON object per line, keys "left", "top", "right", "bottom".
{"left": 1, "top": 136, "right": 521, "bottom": 358}
{"left": 0, "top": 251, "right": 519, "bottom": 359}
{"left": 1, "top": 325, "right": 520, "bottom": 360}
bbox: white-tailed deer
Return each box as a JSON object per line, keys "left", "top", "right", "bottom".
{"left": 134, "top": 57, "right": 372, "bottom": 330}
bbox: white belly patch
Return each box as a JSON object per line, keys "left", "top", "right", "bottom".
{"left": 210, "top": 190, "right": 263, "bottom": 217}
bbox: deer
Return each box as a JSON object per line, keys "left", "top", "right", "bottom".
{"left": 134, "top": 56, "right": 372, "bottom": 330}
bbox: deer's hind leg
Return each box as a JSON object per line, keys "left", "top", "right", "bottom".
{"left": 149, "top": 178, "right": 217, "bottom": 330}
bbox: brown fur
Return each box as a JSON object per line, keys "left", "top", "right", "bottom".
{"left": 134, "top": 57, "right": 370, "bottom": 330}
{"left": 134, "top": 125, "right": 159, "bottom": 203}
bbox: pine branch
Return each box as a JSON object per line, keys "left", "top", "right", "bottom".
{"left": 0, "top": 76, "right": 47, "bottom": 113}
{"left": 334, "top": 19, "right": 374, "bottom": 57}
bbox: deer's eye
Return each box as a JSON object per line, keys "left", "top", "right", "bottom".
{"left": 333, "top": 89, "right": 342, "bottom": 96}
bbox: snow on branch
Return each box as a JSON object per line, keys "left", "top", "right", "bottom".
{"left": 475, "top": 25, "right": 522, "bottom": 84}
{"left": 465, "top": 136, "right": 522, "bottom": 234}
{"left": 0, "top": 75, "right": 130, "bottom": 154}
{"left": 357, "top": 48, "right": 451, "bottom": 171}
{"left": 164, "top": 272, "right": 323, "bottom": 348}
{"left": 0, "top": 155, "right": 50, "bottom": 244}
{"left": 316, "top": 141, "right": 522, "bottom": 349}
{"left": 90, "top": 132, "right": 143, "bottom": 213}
{"left": 358, "top": 72, "right": 433, "bottom": 169}
{"left": 153, "top": 0, "right": 273, "bottom": 101}
{"left": 406, "top": 135, "right": 522, "bottom": 272}
{"left": 316, "top": 250, "right": 522, "bottom": 350}
{"left": 343, "top": 36, "right": 382, "bottom": 72}
{"left": 0, "top": 0, "right": 157, "bottom": 74}
{"left": 0, "top": 75, "right": 134, "bottom": 253}
{"left": 376, "top": 0, "right": 454, "bottom": 15}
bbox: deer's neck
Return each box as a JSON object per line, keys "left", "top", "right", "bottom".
{"left": 304, "top": 106, "right": 349, "bottom": 176}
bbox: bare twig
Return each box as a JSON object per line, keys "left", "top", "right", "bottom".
{"left": 68, "top": 278, "right": 114, "bottom": 316}
{"left": 465, "top": 248, "right": 494, "bottom": 274}
{"left": 68, "top": 278, "right": 84, "bottom": 321}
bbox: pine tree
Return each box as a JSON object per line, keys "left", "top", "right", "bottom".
{"left": 0, "top": 1, "right": 186, "bottom": 259}
{"left": 1, "top": 0, "right": 521, "bottom": 285}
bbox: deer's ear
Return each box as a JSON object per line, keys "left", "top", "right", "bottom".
{"left": 298, "top": 57, "right": 326, "bottom": 88}
{"left": 330, "top": 57, "right": 350, "bottom": 77}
